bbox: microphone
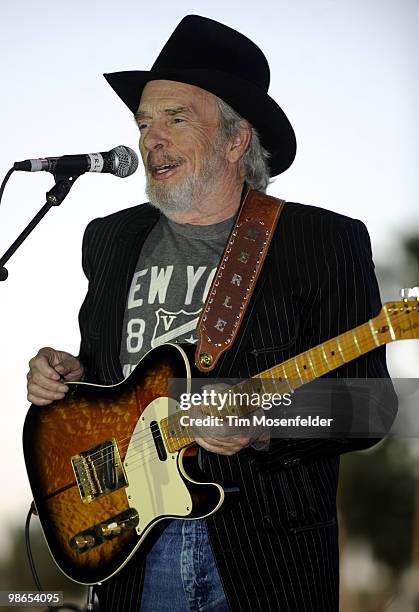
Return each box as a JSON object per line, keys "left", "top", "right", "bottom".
{"left": 13, "top": 145, "right": 139, "bottom": 178}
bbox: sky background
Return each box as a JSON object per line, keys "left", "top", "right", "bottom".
{"left": 0, "top": 0, "right": 418, "bottom": 559}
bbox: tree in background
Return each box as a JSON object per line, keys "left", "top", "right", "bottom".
{"left": 0, "top": 519, "right": 86, "bottom": 612}
{"left": 339, "top": 438, "right": 415, "bottom": 575}
{"left": 338, "top": 231, "right": 419, "bottom": 610}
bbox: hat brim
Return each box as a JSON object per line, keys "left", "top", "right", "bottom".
{"left": 104, "top": 69, "right": 296, "bottom": 177}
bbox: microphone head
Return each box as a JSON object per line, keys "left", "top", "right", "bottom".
{"left": 111, "top": 145, "right": 139, "bottom": 178}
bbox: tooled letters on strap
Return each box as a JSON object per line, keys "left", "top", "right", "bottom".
{"left": 195, "top": 189, "right": 285, "bottom": 372}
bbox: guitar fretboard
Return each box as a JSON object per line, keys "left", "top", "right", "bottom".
{"left": 160, "top": 301, "right": 418, "bottom": 453}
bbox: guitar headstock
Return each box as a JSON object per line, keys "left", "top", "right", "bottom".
{"left": 399, "top": 287, "right": 419, "bottom": 300}
{"left": 375, "top": 288, "right": 419, "bottom": 341}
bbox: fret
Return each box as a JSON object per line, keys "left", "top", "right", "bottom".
{"left": 321, "top": 345, "right": 331, "bottom": 369}
{"left": 336, "top": 337, "right": 346, "bottom": 362}
{"left": 177, "top": 415, "right": 193, "bottom": 444}
{"left": 162, "top": 415, "right": 191, "bottom": 453}
{"left": 271, "top": 376, "right": 289, "bottom": 396}
{"left": 383, "top": 305, "right": 396, "bottom": 341}
{"left": 368, "top": 320, "right": 380, "bottom": 347}
{"left": 159, "top": 302, "right": 415, "bottom": 455}
{"left": 180, "top": 419, "right": 192, "bottom": 442}
{"left": 169, "top": 418, "right": 179, "bottom": 441}
{"left": 306, "top": 349, "right": 318, "bottom": 377}
{"left": 148, "top": 302, "right": 418, "bottom": 461}
{"left": 160, "top": 420, "right": 173, "bottom": 452}
{"left": 294, "top": 359, "right": 304, "bottom": 384}
{"left": 179, "top": 432, "right": 194, "bottom": 447}
{"left": 294, "top": 354, "right": 316, "bottom": 383}
{"left": 257, "top": 370, "right": 293, "bottom": 399}
{"left": 323, "top": 339, "right": 345, "bottom": 369}
{"left": 175, "top": 415, "right": 194, "bottom": 450}
{"left": 352, "top": 330, "right": 362, "bottom": 354}
{"left": 257, "top": 376, "right": 286, "bottom": 403}
{"left": 232, "top": 382, "right": 249, "bottom": 418}
{"left": 281, "top": 369, "right": 294, "bottom": 393}
{"left": 310, "top": 346, "right": 327, "bottom": 376}
{"left": 282, "top": 358, "right": 300, "bottom": 386}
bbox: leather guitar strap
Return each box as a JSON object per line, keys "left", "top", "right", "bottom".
{"left": 195, "top": 189, "right": 285, "bottom": 373}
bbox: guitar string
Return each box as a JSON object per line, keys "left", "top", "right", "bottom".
{"left": 83, "top": 329, "right": 369, "bottom": 467}
{"left": 78, "top": 315, "right": 398, "bottom": 469}
{"left": 82, "top": 342, "right": 380, "bottom": 476}
{"left": 75, "top": 411, "right": 188, "bottom": 465}
{"left": 83, "top": 331, "right": 390, "bottom": 475}
{"left": 84, "top": 327, "right": 390, "bottom": 474}
{"left": 79, "top": 305, "right": 416, "bottom": 477}
{"left": 74, "top": 304, "right": 410, "bottom": 469}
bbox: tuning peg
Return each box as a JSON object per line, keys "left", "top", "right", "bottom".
{"left": 400, "top": 287, "right": 419, "bottom": 299}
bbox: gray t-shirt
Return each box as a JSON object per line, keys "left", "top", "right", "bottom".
{"left": 120, "top": 214, "right": 235, "bottom": 378}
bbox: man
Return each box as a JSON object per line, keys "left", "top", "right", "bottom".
{"left": 26, "top": 15, "right": 396, "bottom": 612}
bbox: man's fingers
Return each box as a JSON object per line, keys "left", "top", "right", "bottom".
{"left": 201, "top": 383, "right": 230, "bottom": 392}
{"left": 54, "top": 363, "right": 67, "bottom": 375}
{"left": 28, "top": 378, "right": 68, "bottom": 397}
{"left": 27, "top": 347, "right": 83, "bottom": 406}
{"left": 27, "top": 395, "right": 53, "bottom": 406}
{"left": 46, "top": 357, "right": 81, "bottom": 381}
{"left": 209, "top": 435, "right": 252, "bottom": 449}
{"left": 29, "top": 353, "right": 61, "bottom": 381}
{"left": 30, "top": 371, "right": 69, "bottom": 393}
{"left": 27, "top": 385, "right": 66, "bottom": 404}
{"left": 195, "top": 434, "right": 252, "bottom": 456}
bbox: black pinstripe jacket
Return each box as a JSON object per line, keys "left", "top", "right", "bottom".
{"left": 78, "top": 201, "right": 396, "bottom": 612}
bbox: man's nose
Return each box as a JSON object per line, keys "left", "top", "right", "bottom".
{"left": 142, "top": 123, "right": 171, "bottom": 151}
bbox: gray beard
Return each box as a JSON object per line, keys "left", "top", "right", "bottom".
{"left": 145, "top": 173, "right": 195, "bottom": 217}
{"left": 145, "top": 140, "right": 226, "bottom": 219}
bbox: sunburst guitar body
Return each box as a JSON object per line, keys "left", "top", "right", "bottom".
{"left": 23, "top": 295, "right": 419, "bottom": 585}
{"left": 23, "top": 343, "right": 223, "bottom": 586}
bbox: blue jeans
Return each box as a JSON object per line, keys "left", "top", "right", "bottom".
{"left": 140, "top": 519, "right": 230, "bottom": 611}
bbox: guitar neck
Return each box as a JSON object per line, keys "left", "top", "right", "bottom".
{"left": 161, "top": 300, "right": 418, "bottom": 452}
{"left": 258, "top": 319, "right": 383, "bottom": 390}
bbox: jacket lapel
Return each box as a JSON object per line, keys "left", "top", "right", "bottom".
{"left": 100, "top": 206, "right": 161, "bottom": 383}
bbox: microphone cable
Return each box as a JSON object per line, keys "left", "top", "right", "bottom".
{"left": 0, "top": 168, "right": 15, "bottom": 208}
{"left": 25, "top": 503, "right": 84, "bottom": 612}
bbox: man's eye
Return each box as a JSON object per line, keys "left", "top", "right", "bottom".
{"left": 138, "top": 123, "right": 149, "bottom": 130}
{"left": 173, "top": 117, "right": 185, "bottom": 124}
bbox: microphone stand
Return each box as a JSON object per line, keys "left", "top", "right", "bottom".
{"left": 0, "top": 173, "right": 81, "bottom": 281}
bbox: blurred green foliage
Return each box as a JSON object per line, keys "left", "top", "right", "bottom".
{"left": 405, "top": 236, "right": 419, "bottom": 266}
{"left": 339, "top": 438, "right": 416, "bottom": 574}
{"left": 0, "top": 517, "right": 86, "bottom": 611}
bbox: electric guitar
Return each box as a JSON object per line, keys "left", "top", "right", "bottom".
{"left": 23, "top": 293, "right": 419, "bottom": 585}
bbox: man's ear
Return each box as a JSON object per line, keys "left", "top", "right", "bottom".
{"left": 225, "top": 121, "right": 252, "bottom": 164}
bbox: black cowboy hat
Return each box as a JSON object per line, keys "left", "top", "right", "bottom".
{"left": 104, "top": 15, "right": 296, "bottom": 177}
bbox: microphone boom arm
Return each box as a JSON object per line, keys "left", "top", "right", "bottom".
{"left": 0, "top": 173, "right": 81, "bottom": 281}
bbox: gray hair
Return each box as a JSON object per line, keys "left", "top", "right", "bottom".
{"left": 216, "top": 97, "right": 271, "bottom": 192}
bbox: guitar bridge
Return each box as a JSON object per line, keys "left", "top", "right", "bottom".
{"left": 69, "top": 508, "right": 139, "bottom": 553}
{"left": 71, "top": 438, "right": 127, "bottom": 504}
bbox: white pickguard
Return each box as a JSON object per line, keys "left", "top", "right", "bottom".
{"left": 124, "top": 397, "right": 192, "bottom": 536}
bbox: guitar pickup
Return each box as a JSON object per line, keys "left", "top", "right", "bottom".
{"left": 71, "top": 439, "right": 127, "bottom": 504}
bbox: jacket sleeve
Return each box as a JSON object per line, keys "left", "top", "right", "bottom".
{"left": 77, "top": 218, "right": 100, "bottom": 381}
{"left": 257, "top": 218, "right": 398, "bottom": 473}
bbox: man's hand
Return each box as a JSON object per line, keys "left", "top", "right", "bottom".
{"left": 27, "top": 347, "right": 84, "bottom": 406}
{"left": 195, "top": 431, "right": 253, "bottom": 456}
{"left": 193, "top": 383, "right": 269, "bottom": 456}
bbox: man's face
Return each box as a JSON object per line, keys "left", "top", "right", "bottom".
{"left": 136, "top": 80, "right": 227, "bottom": 215}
